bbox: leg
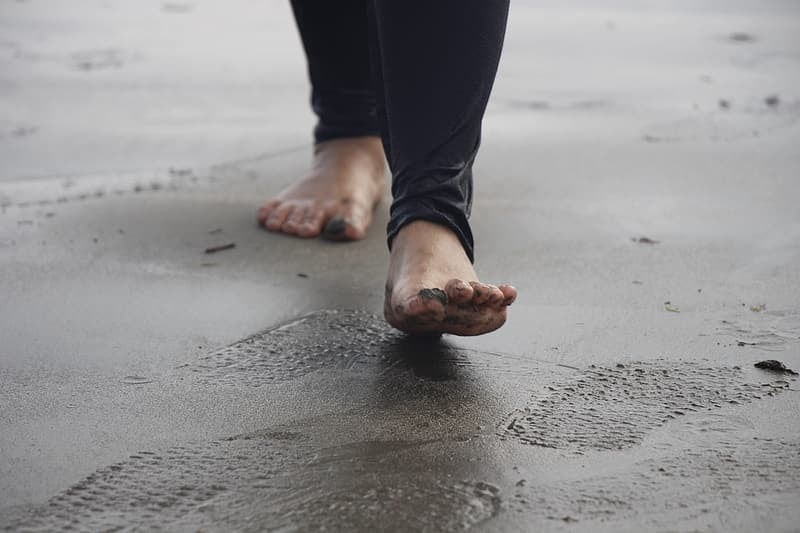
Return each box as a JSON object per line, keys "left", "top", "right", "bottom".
{"left": 370, "top": 0, "right": 518, "bottom": 335}
{"left": 258, "top": 0, "right": 386, "bottom": 240}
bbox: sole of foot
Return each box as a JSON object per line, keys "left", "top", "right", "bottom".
{"left": 257, "top": 136, "right": 386, "bottom": 241}
{"left": 384, "top": 220, "right": 517, "bottom": 336}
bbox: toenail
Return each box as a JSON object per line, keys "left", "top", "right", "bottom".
{"left": 323, "top": 217, "right": 347, "bottom": 236}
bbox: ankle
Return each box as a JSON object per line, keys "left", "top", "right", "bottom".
{"left": 314, "top": 136, "right": 383, "bottom": 158}
{"left": 312, "top": 136, "right": 385, "bottom": 177}
{"left": 392, "top": 220, "right": 467, "bottom": 256}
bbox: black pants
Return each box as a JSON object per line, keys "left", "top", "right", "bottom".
{"left": 290, "top": 0, "right": 509, "bottom": 262}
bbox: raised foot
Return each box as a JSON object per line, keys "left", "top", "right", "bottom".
{"left": 257, "top": 136, "right": 386, "bottom": 241}
{"left": 384, "top": 220, "right": 517, "bottom": 336}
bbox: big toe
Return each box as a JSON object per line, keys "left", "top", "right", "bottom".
{"left": 395, "top": 291, "right": 447, "bottom": 325}
{"left": 323, "top": 203, "right": 371, "bottom": 241}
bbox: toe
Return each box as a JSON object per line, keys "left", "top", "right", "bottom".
{"left": 324, "top": 200, "right": 371, "bottom": 241}
{"left": 296, "top": 208, "right": 326, "bottom": 238}
{"left": 281, "top": 206, "right": 307, "bottom": 235}
{"left": 445, "top": 278, "right": 473, "bottom": 305}
{"left": 499, "top": 284, "right": 518, "bottom": 306}
{"left": 265, "top": 204, "right": 292, "bottom": 231}
{"left": 258, "top": 199, "right": 281, "bottom": 225}
{"left": 342, "top": 203, "right": 371, "bottom": 240}
{"left": 487, "top": 285, "right": 506, "bottom": 308}
{"left": 323, "top": 217, "right": 348, "bottom": 239}
{"left": 469, "top": 282, "right": 493, "bottom": 305}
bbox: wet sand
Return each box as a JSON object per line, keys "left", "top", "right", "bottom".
{"left": 1, "top": 0, "right": 799, "bottom": 531}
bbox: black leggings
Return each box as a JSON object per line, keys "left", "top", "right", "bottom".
{"left": 290, "top": 0, "right": 509, "bottom": 262}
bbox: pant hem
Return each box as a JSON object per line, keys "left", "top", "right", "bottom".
{"left": 386, "top": 206, "right": 475, "bottom": 263}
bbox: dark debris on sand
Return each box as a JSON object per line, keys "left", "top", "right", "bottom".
{"left": 754, "top": 360, "right": 798, "bottom": 376}
{"left": 632, "top": 236, "right": 660, "bottom": 244}
{"left": 728, "top": 32, "right": 756, "bottom": 43}
{"left": 204, "top": 242, "right": 236, "bottom": 254}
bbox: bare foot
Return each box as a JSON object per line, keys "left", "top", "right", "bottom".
{"left": 258, "top": 137, "right": 386, "bottom": 240}
{"left": 384, "top": 220, "right": 517, "bottom": 336}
